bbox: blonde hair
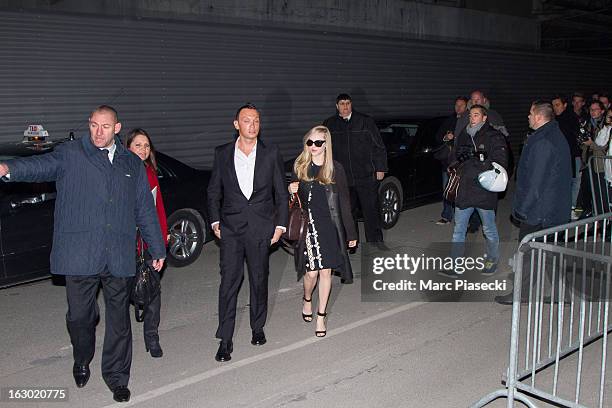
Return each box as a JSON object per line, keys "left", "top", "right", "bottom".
{"left": 294, "top": 125, "right": 335, "bottom": 184}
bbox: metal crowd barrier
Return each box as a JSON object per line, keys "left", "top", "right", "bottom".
{"left": 472, "top": 214, "right": 612, "bottom": 408}
{"left": 588, "top": 155, "right": 612, "bottom": 216}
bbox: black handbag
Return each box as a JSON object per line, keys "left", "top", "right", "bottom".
{"left": 282, "top": 193, "right": 308, "bottom": 242}
{"left": 131, "top": 233, "right": 160, "bottom": 322}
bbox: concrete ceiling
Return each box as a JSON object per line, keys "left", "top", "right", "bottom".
{"left": 534, "top": 0, "right": 612, "bottom": 57}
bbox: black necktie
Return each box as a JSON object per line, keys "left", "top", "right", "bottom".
{"left": 344, "top": 118, "right": 349, "bottom": 123}
{"left": 102, "top": 148, "right": 111, "bottom": 163}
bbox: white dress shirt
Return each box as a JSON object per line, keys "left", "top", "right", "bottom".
{"left": 211, "top": 139, "right": 285, "bottom": 233}
{"left": 234, "top": 139, "right": 257, "bottom": 199}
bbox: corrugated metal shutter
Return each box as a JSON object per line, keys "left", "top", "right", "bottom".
{"left": 1, "top": 10, "right": 611, "bottom": 168}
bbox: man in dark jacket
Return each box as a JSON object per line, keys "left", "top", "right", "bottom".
{"left": 576, "top": 100, "right": 607, "bottom": 216}
{"left": 454, "top": 90, "right": 509, "bottom": 138}
{"left": 440, "top": 105, "right": 508, "bottom": 278}
{"left": 514, "top": 101, "right": 572, "bottom": 238}
{"left": 323, "top": 93, "right": 388, "bottom": 243}
{"left": 495, "top": 101, "right": 572, "bottom": 305}
{"left": 454, "top": 90, "right": 511, "bottom": 233}
{"left": 0, "top": 105, "right": 166, "bottom": 403}
{"left": 552, "top": 95, "right": 580, "bottom": 208}
{"left": 572, "top": 92, "right": 589, "bottom": 122}
{"left": 434, "top": 96, "right": 468, "bottom": 224}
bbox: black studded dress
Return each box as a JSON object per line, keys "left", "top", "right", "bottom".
{"left": 303, "top": 163, "right": 343, "bottom": 272}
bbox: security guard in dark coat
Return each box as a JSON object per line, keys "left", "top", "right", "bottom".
{"left": 0, "top": 105, "right": 166, "bottom": 403}
{"left": 323, "top": 93, "right": 387, "bottom": 243}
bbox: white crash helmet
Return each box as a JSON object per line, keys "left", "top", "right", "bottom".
{"left": 478, "top": 162, "right": 508, "bottom": 192}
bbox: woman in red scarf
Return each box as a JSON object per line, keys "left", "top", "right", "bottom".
{"left": 126, "top": 129, "right": 168, "bottom": 358}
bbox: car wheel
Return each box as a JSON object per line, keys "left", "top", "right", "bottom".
{"left": 379, "top": 178, "right": 402, "bottom": 229}
{"left": 167, "top": 209, "right": 205, "bottom": 267}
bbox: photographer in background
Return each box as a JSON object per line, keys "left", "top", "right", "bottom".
{"left": 439, "top": 105, "right": 508, "bottom": 278}
{"left": 551, "top": 95, "right": 581, "bottom": 210}
{"left": 572, "top": 92, "right": 589, "bottom": 122}
{"left": 575, "top": 100, "right": 606, "bottom": 218}
{"left": 590, "top": 106, "right": 612, "bottom": 214}
{"left": 600, "top": 94, "right": 610, "bottom": 110}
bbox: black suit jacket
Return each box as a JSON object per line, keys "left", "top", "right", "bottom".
{"left": 207, "top": 138, "right": 288, "bottom": 239}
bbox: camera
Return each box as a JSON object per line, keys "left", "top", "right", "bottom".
{"left": 476, "top": 144, "right": 487, "bottom": 162}
{"left": 577, "top": 121, "right": 590, "bottom": 144}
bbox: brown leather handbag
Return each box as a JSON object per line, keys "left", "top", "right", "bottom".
{"left": 443, "top": 162, "right": 462, "bottom": 203}
{"left": 282, "top": 193, "right": 308, "bottom": 242}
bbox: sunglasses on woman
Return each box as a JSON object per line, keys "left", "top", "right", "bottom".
{"left": 306, "top": 140, "right": 326, "bottom": 147}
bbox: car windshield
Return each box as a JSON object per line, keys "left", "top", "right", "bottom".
{"left": 379, "top": 124, "right": 419, "bottom": 152}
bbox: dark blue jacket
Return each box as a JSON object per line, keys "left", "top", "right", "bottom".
{"left": 513, "top": 121, "right": 572, "bottom": 228}
{"left": 6, "top": 135, "right": 165, "bottom": 277}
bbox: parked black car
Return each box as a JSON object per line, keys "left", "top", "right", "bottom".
{"left": 0, "top": 137, "right": 212, "bottom": 288}
{"left": 376, "top": 116, "right": 446, "bottom": 229}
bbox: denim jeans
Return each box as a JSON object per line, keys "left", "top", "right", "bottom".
{"left": 441, "top": 172, "right": 454, "bottom": 221}
{"left": 451, "top": 207, "right": 499, "bottom": 263}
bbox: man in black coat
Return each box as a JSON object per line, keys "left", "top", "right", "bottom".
{"left": 434, "top": 96, "right": 468, "bottom": 224}
{"left": 495, "top": 101, "right": 572, "bottom": 305}
{"left": 454, "top": 90, "right": 511, "bottom": 233}
{"left": 454, "top": 90, "right": 509, "bottom": 138}
{"left": 440, "top": 105, "right": 508, "bottom": 278}
{"left": 207, "top": 103, "right": 288, "bottom": 362}
{"left": 552, "top": 95, "right": 580, "bottom": 208}
{"left": 323, "top": 93, "right": 388, "bottom": 243}
{"left": 572, "top": 92, "right": 589, "bottom": 122}
{"left": 0, "top": 105, "right": 166, "bottom": 403}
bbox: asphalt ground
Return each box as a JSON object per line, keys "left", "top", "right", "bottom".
{"left": 0, "top": 189, "right": 608, "bottom": 408}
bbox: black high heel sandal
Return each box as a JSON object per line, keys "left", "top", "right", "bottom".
{"left": 315, "top": 311, "right": 327, "bottom": 337}
{"left": 302, "top": 297, "right": 313, "bottom": 322}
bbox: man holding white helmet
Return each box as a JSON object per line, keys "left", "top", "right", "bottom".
{"left": 442, "top": 104, "right": 508, "bottom": 277}
{"left": 495, "top": 101, "right": 572, "bottom": 305}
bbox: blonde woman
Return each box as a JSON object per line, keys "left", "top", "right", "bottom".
{"left": 288, "top": 126, "right": 357, "bottom": 337}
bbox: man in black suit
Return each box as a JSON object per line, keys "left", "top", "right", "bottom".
{"left": 207, "top": 103, "right": 288, "bottom": 362}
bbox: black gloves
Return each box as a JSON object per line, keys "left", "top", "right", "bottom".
{"left": 456, "top": 150, "right": 473, "bottom": 163}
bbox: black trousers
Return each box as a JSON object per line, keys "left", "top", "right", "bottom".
{"left": 350, "top": 178, "right": 383, "bottom": 242}
{"left": 592, "top": 172, "right": 611, "bottom": 215}
{"left": 577, "top": 164, "right": 593, "bottom": 213}
{"left": 65, "top": 270, "right": 132, "bottom": 390}
{"left": 143, "top": 269, "right": 161, "bottom": 347}
{"left": 519, "top": 223, "right": 543, "bottom": 242}
{"left": 216, "top": 233, "right": 270, "bottom": 342}
{"left": 140, "top": 251, "right": 161, "bottom": 348}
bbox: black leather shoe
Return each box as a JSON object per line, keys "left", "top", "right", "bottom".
{"left": 251, "top": 331, "right": 267, "bottom": 346}
{"left": 112, "top": 386, "right": 131, "bottom": 402}
{"left": 72, "top": 363, "right": 90, "bottom": 388}
{"left": 372, "top": 242, "right": 390, "bottom": 251}
{"left": 494, "top": 293, "right": 514, "bottom": 305}
{"left": 146, "top": 342, "right": 163, "bottom": 358}
{"left": 215, "top": 341, "right": 233, "bottom": 362}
